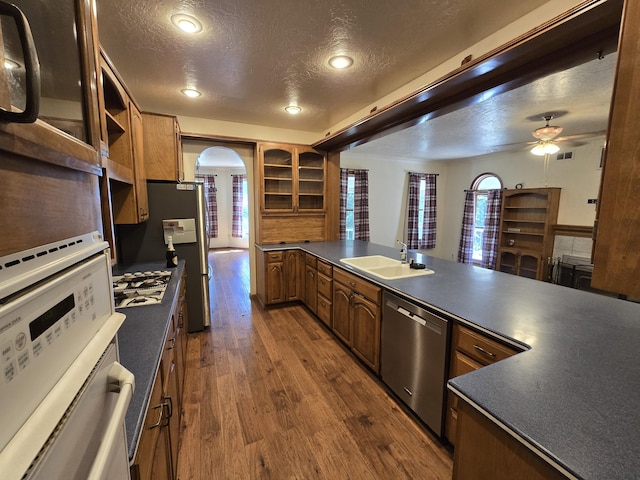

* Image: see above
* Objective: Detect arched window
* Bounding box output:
[470,173,502,262]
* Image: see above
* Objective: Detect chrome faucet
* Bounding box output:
[397,240,408,263]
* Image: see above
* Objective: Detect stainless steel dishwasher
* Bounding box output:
[381,291,449,436]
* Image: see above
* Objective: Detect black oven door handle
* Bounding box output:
[0,1,40,123]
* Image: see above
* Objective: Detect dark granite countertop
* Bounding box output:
[113,260,185,461]
[257,240,640,480]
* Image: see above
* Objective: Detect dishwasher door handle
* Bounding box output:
[396,306,427,326]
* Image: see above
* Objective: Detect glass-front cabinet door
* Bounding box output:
[260,143,326,213]
[297,148,325,211]
[262,145,294,211]
[0,0,97,145]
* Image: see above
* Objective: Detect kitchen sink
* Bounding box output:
[340,255,401,269]
[340,255,434,280]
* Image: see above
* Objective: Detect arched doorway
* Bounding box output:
[195,146,249,249]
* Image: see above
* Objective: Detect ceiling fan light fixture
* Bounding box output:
[531,141,560,156]
[532,115,563,141]
[171,14,203,34]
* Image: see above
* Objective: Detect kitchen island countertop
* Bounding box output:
[258,240,640,480]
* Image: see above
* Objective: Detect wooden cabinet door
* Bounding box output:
[304,264,318,314]
[163,350,180,479]
[132,372,171,480]
[332,282,352,345]
[129,102,148,222]
[265,261,285,304]
[284,250,300,301]
[142,113,182,181]
[351,293,381,372]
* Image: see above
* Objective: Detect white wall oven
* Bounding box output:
[0,232,133,480]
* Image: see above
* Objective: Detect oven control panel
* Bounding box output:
[0,253,113,452]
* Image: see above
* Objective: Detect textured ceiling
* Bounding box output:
[96,0,550,133]
[348,52,616,160]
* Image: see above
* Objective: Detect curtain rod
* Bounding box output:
[342,168,369,173]
[408,172,439,176]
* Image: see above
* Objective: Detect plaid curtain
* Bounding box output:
[353,169,370,241]
[232,174,245,238]
[481,189,503,269]
[195,174,218,238]
[339,168,349,240]
[457,190,475,263]
[421,174,437,249]
[407,173,437,249]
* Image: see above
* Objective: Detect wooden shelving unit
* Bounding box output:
[496,187,561,281]
[256,143,327,244]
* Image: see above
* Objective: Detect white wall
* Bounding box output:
[342,137,605,262]
[193,167,249,249]
[340,153,450,258]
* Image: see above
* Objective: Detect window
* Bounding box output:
[340,168,370,241]
[417,178,427,242]
[345,173,355,240]
[242,177,249,238]
[407,172,437,249]
[471,174,502,262]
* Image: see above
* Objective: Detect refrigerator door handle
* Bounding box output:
[196,183,209,275]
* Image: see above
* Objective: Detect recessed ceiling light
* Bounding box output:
[4,59,19,69]
[171,14,203,33]
[182,88,201,98]
[285,105,301,115]
[328,55,353,69]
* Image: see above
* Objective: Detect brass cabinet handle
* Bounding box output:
[167,337,176,350]
[473,344,496,358]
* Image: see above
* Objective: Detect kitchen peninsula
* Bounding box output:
[257,240,640,480]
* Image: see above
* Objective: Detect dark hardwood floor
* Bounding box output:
[177,248,453,479]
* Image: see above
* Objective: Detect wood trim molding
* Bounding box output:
[553,224,594,238]
[313,0,622,152]
[0,120,101,175]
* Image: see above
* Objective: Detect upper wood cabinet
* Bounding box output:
[256,142,328,244]
[0,0,105,257]
[496,188,560,281]
[142,112,184,181]
[97,49,148,225]
[259,142,326,213]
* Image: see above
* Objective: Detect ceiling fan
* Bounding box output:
[526,114,608,156]
[530,115,563,156]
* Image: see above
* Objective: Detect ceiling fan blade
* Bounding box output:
[554,130,607,142]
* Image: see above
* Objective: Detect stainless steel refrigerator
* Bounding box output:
[116,181,211,332]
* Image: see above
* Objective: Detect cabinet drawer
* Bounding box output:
[456,325,519,366]
[317,296,332,326]
[305,253,317,268]
[317,272,332,298]
[334,268,381,304]
[266,250,284,262]
[317,260,332,277]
